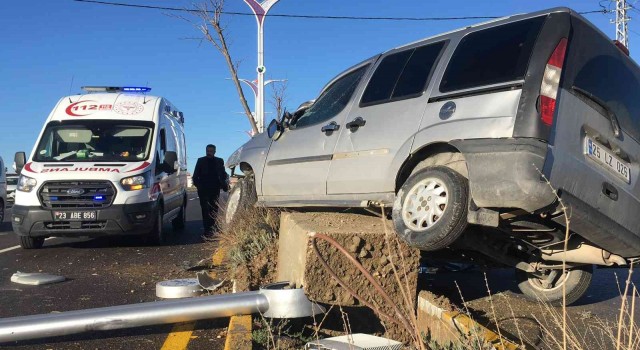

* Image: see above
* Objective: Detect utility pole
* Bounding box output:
[242,0,281,133]
[615,0,630,48]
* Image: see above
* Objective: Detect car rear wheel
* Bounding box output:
[0,200,4,223]
[392,166,468,251]
[516,264,593,306]
[224,175,257,226]
[19,236,45,249]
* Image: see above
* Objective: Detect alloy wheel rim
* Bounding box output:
[402,177,449,231]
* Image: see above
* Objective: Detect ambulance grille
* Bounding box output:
[39,181,116,209]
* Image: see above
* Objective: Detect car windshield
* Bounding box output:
[34,120,154,162]
[7,177,18,186]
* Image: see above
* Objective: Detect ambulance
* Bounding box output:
[12,86,188,249]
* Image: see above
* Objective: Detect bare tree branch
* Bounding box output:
[269,80,288,121]
[177,0,258,135]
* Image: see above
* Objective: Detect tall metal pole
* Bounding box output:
[0,282,323,343]
[616,0,630,48]
[243,0,280,133]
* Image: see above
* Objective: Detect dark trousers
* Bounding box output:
[198,189,220,233]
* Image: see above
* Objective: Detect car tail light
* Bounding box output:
[540,38,568,126]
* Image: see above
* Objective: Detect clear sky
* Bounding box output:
[1,0,638,174]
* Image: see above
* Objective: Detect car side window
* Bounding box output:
[361,41,445,106]
[294,65,368,128]
[439,16,545,93]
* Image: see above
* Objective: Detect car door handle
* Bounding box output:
[321,121,340,133]
[345,117,366,131]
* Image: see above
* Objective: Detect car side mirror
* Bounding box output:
[14,152,26,174]
[163,151,178,174]
[267,119,284,141]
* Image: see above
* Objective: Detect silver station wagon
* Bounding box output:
[226,7,640,305]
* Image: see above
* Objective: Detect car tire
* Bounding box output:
[0,200,4,223]
[147,208,165,245]
[172,200,186,230]
[392,166,468,251]
[19,236,45,249]
[224,175,257,226]
[515,264,593,306]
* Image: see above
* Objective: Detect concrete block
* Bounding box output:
[276,211,420,342]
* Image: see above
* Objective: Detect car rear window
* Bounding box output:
[564,17,640,142]
[440,16,546,93]
[361,41,445,106]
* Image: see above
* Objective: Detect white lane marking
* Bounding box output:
[0,238,55,254]
[189,197,199,201]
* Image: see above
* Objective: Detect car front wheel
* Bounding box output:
[19,236,45,249]
[392,166,468,251]
[172,201,186,230]
[147,208,165,245]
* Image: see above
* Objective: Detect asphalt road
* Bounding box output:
[0,192,229,350]
[1,194,638,349]
[426,264,640,349]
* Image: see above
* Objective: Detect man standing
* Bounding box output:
[193,144,229,234]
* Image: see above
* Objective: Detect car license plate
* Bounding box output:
[585,137,631,183]
[53,211,97,221]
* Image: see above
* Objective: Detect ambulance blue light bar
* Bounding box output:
[81,86,152,93]
[122,87,152,93]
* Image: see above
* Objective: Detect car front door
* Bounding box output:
[261,63,370,198]
[327,41,447,195]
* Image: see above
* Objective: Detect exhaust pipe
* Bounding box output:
[0,282,323,343]
[540,240,627,266]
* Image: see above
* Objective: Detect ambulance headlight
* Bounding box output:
[17,175,37,192]
[121,171,152,191]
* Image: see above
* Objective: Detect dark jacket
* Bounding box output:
[193,156,228,192]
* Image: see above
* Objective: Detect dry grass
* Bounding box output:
[210,182,639,350]
[215,202,281,291]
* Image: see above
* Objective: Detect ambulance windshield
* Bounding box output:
[34,120,154,162]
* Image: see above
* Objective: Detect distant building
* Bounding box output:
[186,172,193,188]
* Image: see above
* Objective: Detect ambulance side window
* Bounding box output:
[156,128,167,175]
[181,133,187,170]
[159,129,167,152]
[164,116,177,155]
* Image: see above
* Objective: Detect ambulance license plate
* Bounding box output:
[53,211,97,221]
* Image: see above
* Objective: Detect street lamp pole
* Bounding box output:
[243,0,280,133]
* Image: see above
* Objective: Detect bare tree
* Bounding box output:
[181,0,259,135]
[269,80,288,121]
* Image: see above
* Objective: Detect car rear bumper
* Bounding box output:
[11,202,158,238]
[451,138,556,212]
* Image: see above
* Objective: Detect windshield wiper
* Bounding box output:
[571,86,621,138]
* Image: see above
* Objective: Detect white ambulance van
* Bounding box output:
[12,86,188,249]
